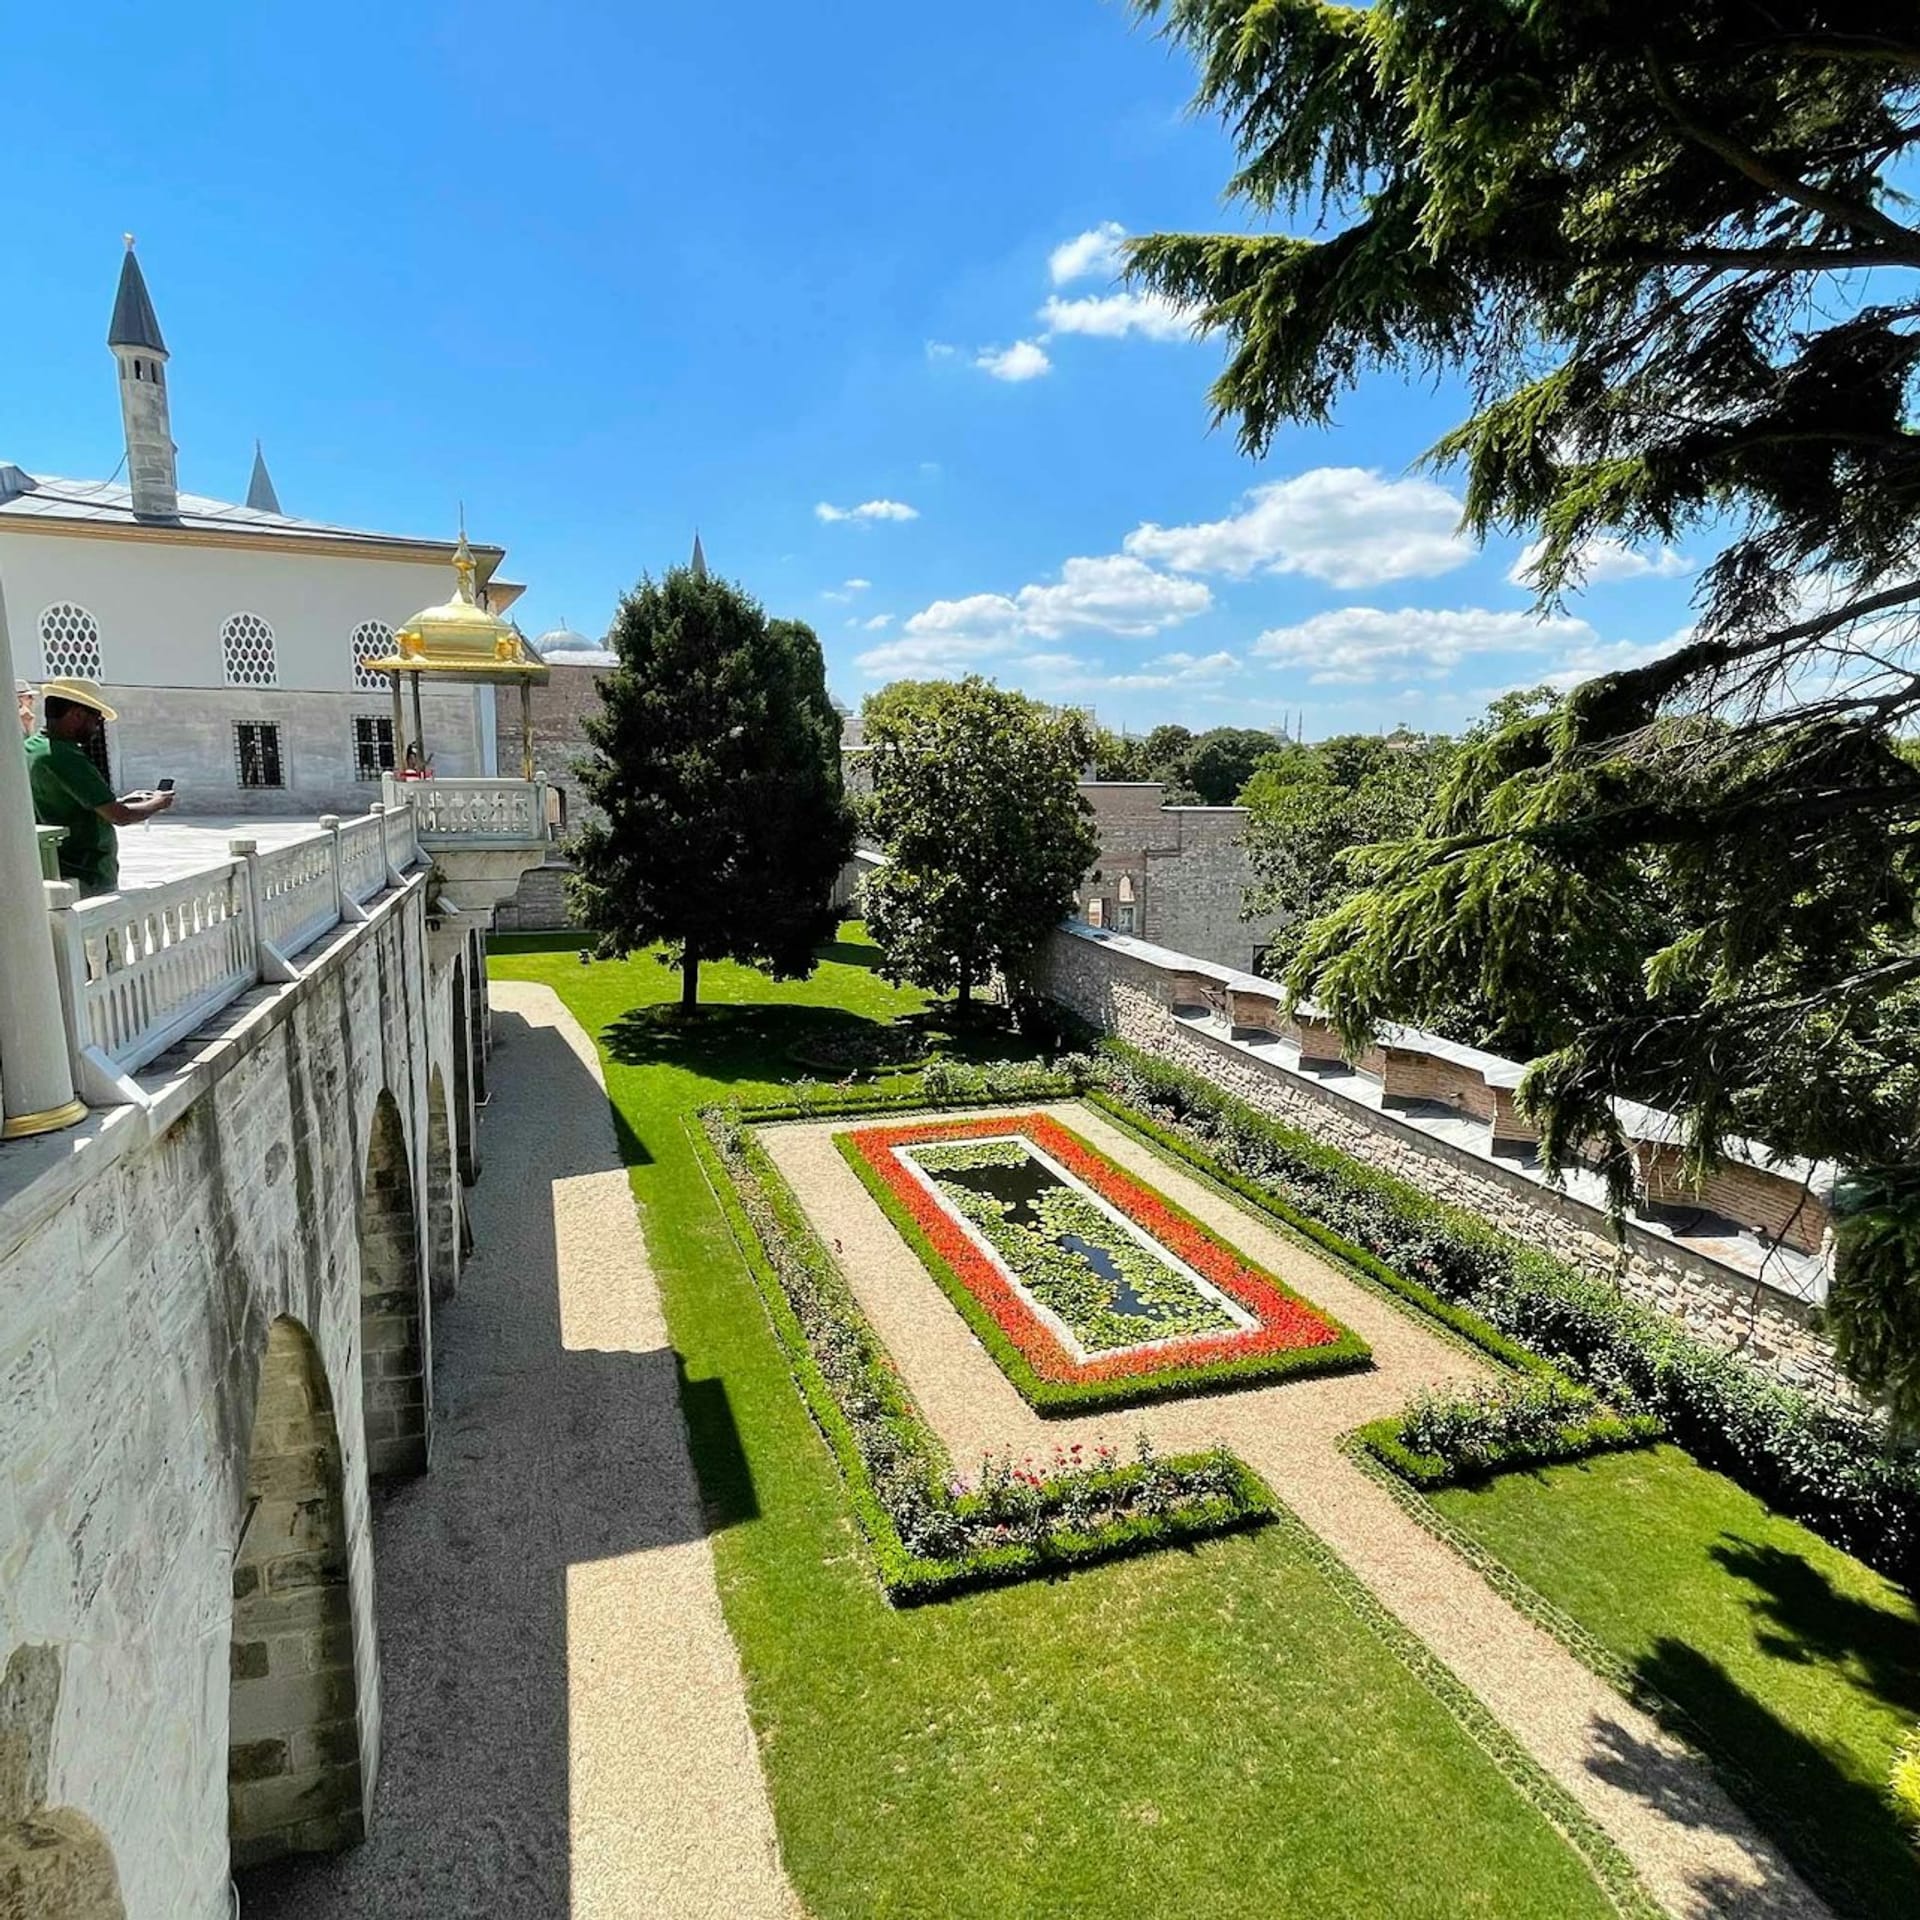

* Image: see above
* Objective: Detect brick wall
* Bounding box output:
[1038,926,1851,1407]
[495,663,610,827]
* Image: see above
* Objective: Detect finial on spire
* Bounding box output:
[452,528,477,604]
[124,232,136,252]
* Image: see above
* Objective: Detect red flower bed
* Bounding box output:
[844,1113,1346,1386]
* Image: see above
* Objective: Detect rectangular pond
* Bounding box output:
[901,1135,1258,1359]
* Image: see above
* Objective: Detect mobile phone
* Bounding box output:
[157,777,175,792]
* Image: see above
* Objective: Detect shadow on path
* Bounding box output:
[243,1007,753,1919]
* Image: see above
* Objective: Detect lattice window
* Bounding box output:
[353,715,395,781]
[222,611,277,687]
[38,602,103,680]
[235,721,284,788]
[351,620,395,692]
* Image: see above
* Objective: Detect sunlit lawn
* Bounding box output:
[490,927,1630,1919]
[1432,1445,1920,1920]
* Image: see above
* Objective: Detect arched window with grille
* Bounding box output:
[222,612,277,687]
[350,620,395,692]
[38,602,103,680]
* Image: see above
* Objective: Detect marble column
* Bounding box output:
[0,568,85,1137]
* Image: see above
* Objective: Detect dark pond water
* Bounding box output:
[930,1154,1188,1326]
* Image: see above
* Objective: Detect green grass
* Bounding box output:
[1429,1445,1920,1919]
[490,928,1637,1919]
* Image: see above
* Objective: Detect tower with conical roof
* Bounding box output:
[246,441,282,515]
[107,236,178,520]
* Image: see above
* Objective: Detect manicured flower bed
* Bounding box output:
[694,1103,1275,1602]
[840,1112,1369,1412]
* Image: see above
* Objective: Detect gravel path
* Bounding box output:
[246,982,795,1920]
[763,1102,1829,1920]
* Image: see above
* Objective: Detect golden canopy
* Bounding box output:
[368,533,549,685]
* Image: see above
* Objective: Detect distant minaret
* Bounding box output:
[107,236,178,520]
[690,530,708,581]
[245,440,282,515]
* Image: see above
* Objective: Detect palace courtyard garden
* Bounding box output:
[481,926,1920,1920]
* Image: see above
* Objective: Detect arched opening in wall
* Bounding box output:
[450,956,477,1187]
[426,1066,461,1304]
[229,1318,366,1873]
[361,1090,430,1478]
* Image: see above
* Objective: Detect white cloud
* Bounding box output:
[1508,537,1694,587]
[1125,468,1473,589]
[873,554,1213,678]
[1049,221,1127,286]
[856,632,1015,677]
[860,613,894,631]
[816,498,919,524]
[1253,606,1601,684]
[975,339,1053,382]
[844,577,872,592]
[924,340,958,361]
[1038,290,1197,343]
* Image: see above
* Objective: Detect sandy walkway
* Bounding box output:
[763,1102,1828,1920]
[249,982,795,1920]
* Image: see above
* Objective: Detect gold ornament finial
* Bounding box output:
[452,529,477,604]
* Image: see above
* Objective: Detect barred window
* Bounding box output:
[38,602,103,680]
[222,612,277,687]
[351,620,395,692]
[353,715,395,781]
[235,721,284,789]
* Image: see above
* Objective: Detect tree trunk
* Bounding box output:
[681,949,701,1012]
[956,953,974,1021]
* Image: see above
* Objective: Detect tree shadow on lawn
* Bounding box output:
[1583,1635,1920,1919]
[602,1001,896,1084]
[1707,1535,1920,1714]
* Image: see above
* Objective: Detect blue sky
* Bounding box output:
[0,0,1699,737]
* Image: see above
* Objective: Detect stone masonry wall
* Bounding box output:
[0,877,461,1918]
[1038,927,1850,1407]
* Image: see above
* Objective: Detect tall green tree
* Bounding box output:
[1132,1,1920,1417]
[861,677,1100,1014]
[571,567,854,1011]
[1181,726,1285,805]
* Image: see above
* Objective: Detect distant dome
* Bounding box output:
[533,625,594,657]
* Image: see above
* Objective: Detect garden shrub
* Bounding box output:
[1090,1040,1920,1587]
[1358,1376,1662,1489]
[694,1101,1273,1602]
[1894,1728,1920,1843]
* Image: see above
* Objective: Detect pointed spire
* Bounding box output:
[107,235,166,352]
[245,440,282,515]
[690,530,708,581]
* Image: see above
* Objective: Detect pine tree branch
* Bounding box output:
[1645,56,1920,264]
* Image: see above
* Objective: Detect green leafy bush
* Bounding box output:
[1360,1376,1662,1489]
[694,1103,1273,1602]
[1893,1728,1920,1842]
[1091,1040,1920,1587]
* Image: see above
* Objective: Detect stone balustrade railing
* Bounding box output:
[384,774,548,848]
[44,803,425,1107]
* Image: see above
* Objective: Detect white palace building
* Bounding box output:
[1,242,526,814]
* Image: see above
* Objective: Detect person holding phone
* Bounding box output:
[25,677,175,895]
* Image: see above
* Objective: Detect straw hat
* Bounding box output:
[38,676,117,721]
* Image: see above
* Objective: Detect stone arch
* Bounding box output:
[229,1319,366,1871]
[426,1066,460,1305]
[360,1090,430,1477]
[467,927,489,1103]
[450,956,477,1187]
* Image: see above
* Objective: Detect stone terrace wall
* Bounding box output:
[0,879,466,1916]
[1038,925,1850,1407]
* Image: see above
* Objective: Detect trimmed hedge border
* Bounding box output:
[1088,1043,1920,1588]
[690,1099,1275,1604]
[835,1120,1372,1414]
[1355,1410,1664,1490]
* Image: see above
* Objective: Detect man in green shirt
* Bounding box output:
[25,677,174,894]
